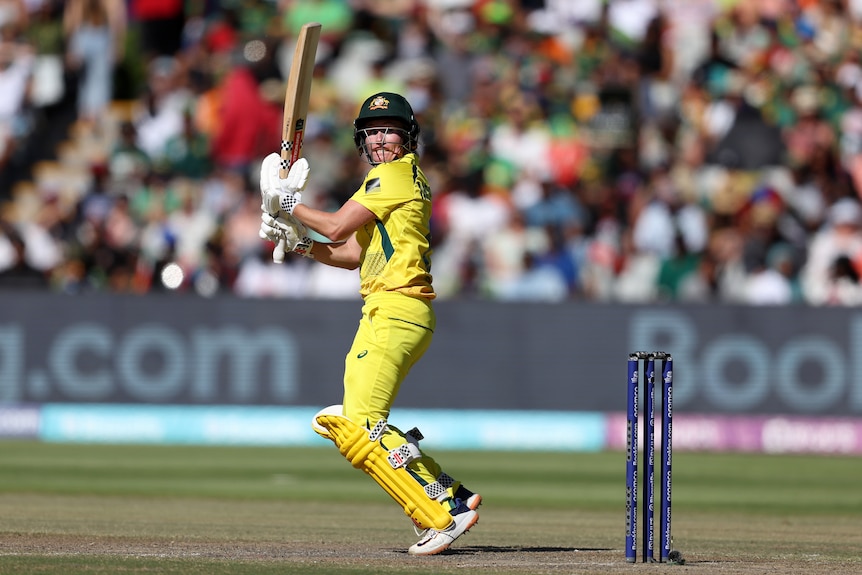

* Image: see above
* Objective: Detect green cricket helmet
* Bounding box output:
[353,92,420,162]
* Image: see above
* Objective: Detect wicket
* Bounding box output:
[626,351,673,563]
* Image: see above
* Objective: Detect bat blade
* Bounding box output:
[273,22,321,263]
[280,22,322,179]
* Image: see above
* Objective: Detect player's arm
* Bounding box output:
[259,153,376,267]
[260,199,373,268]
[259,209,365,269]
[260,151,375,241]
[308,233,363,270]
[294,200,373,269]
[293,199,374,243]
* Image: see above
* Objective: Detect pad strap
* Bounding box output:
[424,472,455,501]
[388,442,421,469]
[368,419,387,442]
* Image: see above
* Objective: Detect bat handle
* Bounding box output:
[273,238,286,264]
[279,150,291,180]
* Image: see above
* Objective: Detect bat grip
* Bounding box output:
[273,238,286,263]
[279,151,291,180]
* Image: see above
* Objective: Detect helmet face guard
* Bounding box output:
[353,93,420,164]
[354,126,414,165]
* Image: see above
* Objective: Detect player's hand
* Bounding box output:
[259,212,314,261]
[260,152,309,216]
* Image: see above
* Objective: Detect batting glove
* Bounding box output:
[260,152,310,216]
[259,212,315,261]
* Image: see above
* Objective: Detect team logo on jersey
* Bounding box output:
[365,178,381,193]
[368,96,390,110]
[365,178,380,194]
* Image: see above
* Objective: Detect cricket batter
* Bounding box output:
[258,92,481,555]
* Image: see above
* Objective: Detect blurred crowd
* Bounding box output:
[4,0,862,304]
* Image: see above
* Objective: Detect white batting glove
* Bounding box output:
[259,212,315,261]
[260,152,310,216]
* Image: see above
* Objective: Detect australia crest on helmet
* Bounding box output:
[368,95,390,111]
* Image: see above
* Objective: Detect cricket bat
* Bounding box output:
[273,22,321,263]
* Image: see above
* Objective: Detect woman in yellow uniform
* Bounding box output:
[259,92,480,555]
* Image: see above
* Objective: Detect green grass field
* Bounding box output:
[0,441,860,574]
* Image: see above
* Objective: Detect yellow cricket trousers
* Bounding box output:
[342,291,451,501]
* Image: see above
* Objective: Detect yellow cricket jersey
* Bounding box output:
[350,153,435,300]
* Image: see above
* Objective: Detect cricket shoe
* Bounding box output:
[408,502,479,556]
[455,485,482,510]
